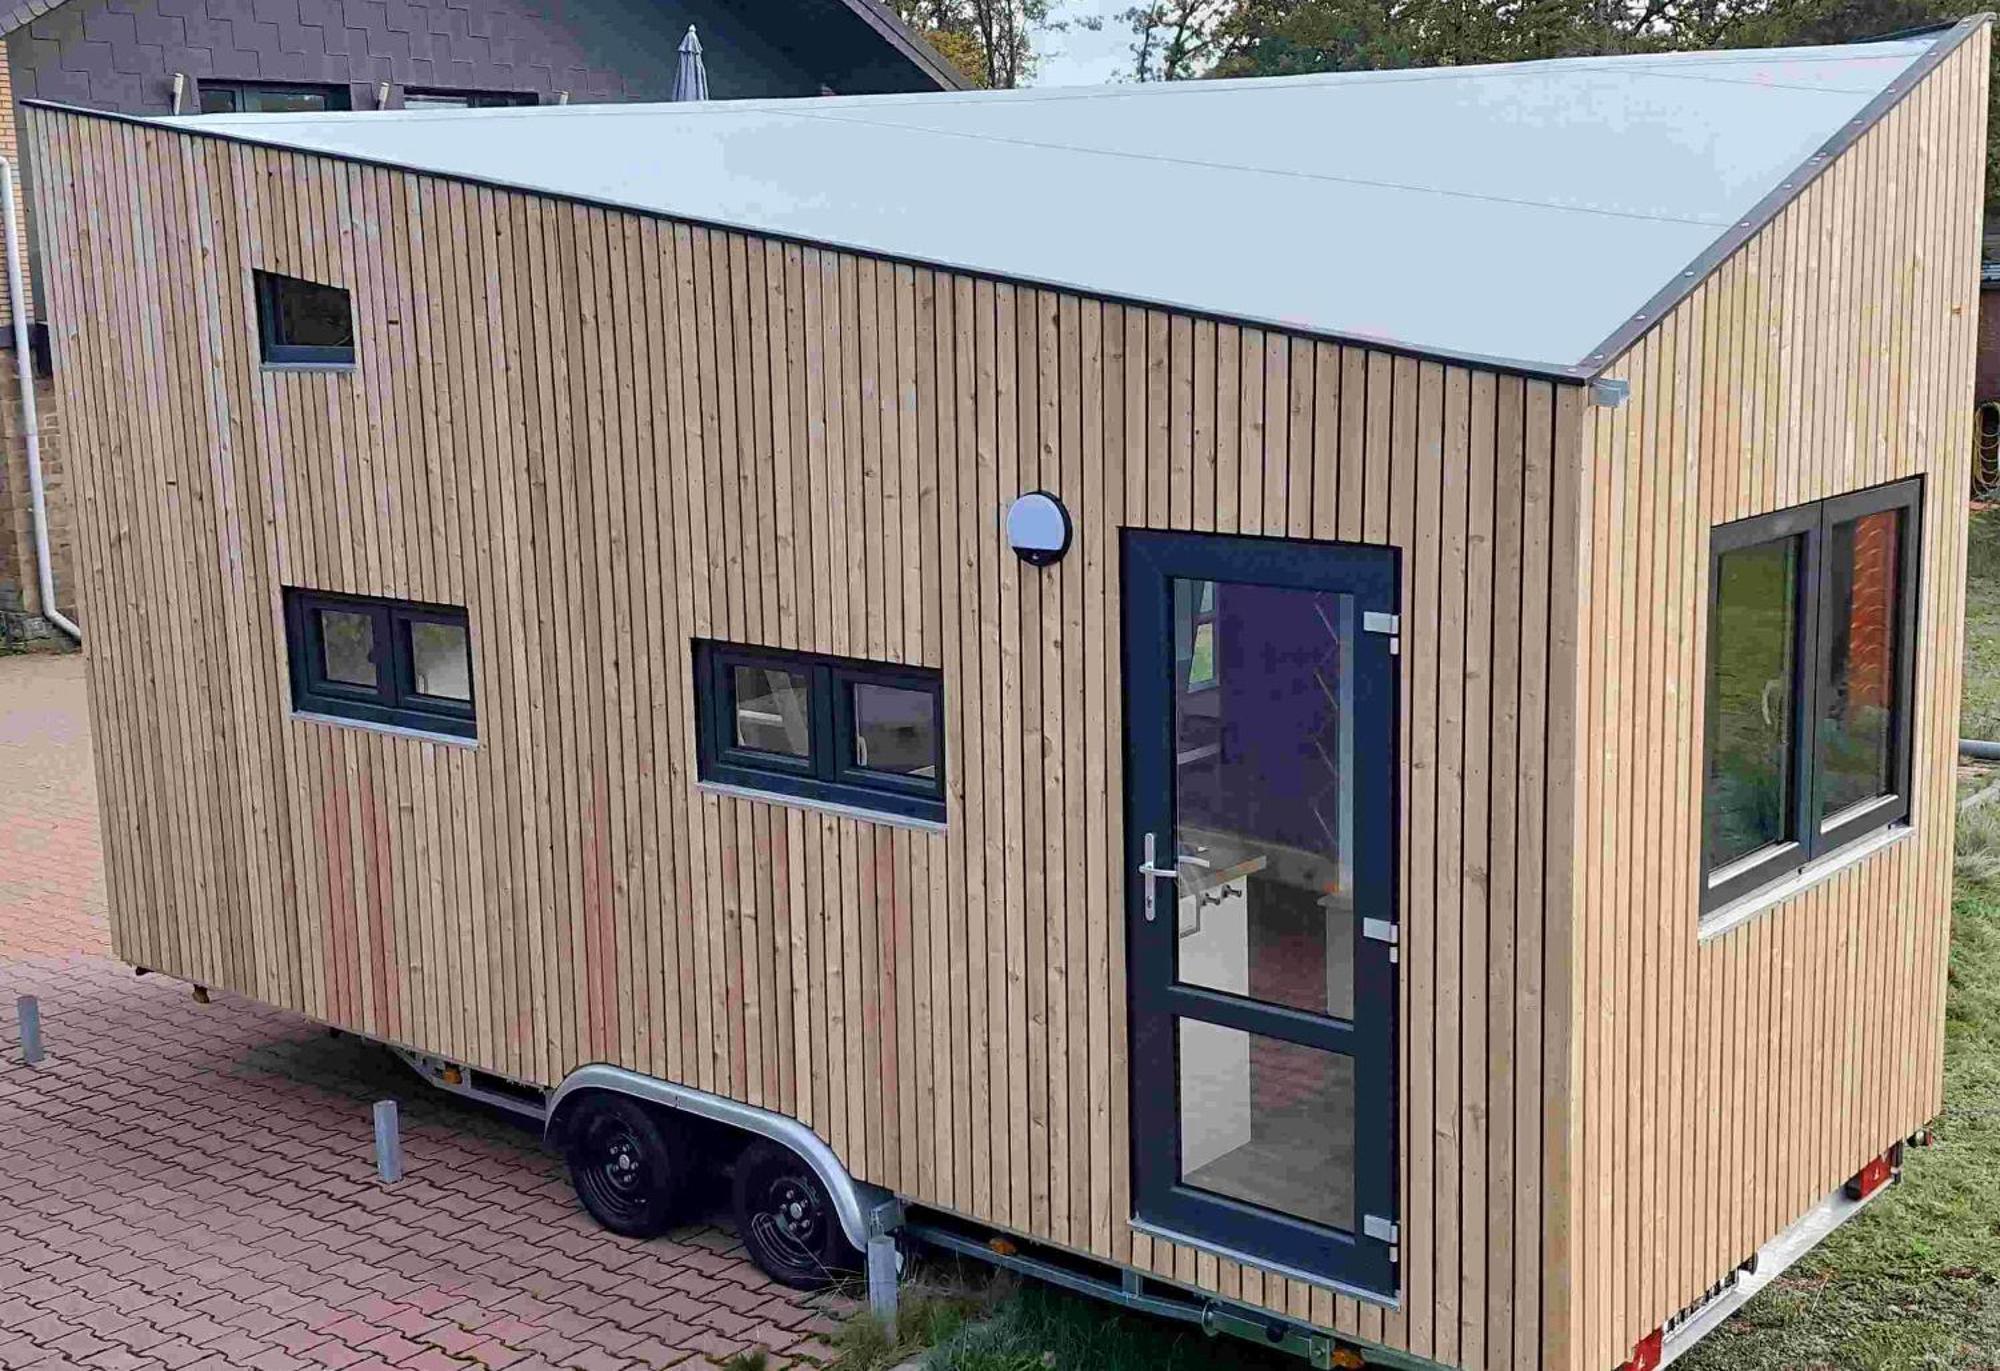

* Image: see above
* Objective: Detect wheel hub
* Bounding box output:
[767,1178,823,1253]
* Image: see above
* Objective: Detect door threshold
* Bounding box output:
[1128,1218,1402,1312]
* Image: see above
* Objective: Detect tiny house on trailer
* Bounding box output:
[25,15,1987,1369]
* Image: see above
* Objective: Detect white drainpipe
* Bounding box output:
[0,156,79,641]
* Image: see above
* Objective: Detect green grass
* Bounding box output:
[1961,505,2000,742]
[831,1278,1299,1371]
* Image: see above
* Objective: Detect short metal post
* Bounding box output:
[17,995,42,1065]
[866,1235,898,1325]
[373,1100,402,1183]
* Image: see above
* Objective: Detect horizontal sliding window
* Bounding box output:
[401,88,538,109]
[284,588,474,739]
[200,80,351,114]
[695,641,944,823]
[1702,478,1919,915]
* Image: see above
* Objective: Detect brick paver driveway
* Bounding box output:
[0,651,842,1370]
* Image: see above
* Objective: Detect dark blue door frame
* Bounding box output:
[1121,528,1401,1304]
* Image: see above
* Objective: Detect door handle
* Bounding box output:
[1139,832,1178,922]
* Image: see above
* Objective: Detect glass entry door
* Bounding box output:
[1122,529,1399,1302]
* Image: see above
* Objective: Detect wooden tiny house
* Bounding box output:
[26,16,1987,1369]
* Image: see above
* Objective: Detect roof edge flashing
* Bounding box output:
[835,0,973,91]
[1575,11,1993,379]
[16,97,1604,382]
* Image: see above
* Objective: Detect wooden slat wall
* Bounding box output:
[29,106,1586,1362]
[1565,31,1988,1371]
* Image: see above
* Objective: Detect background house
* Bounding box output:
[0,0,963,639]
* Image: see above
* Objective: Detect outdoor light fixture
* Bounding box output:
[1006,491,1071,567]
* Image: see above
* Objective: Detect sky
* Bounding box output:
[1033,0,1137,87]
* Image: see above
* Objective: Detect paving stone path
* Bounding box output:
[1,651,845,1370]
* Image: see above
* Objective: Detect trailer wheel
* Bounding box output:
[561,1092,691,1239]
[732,1139,859,1290]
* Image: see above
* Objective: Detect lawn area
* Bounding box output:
[836,509,2000,1371]
[1960,505,2000,742]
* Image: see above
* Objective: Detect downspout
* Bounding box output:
[0,156,78,641]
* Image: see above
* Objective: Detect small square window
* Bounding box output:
[731,665,812,758]
[255,270,355,366]
[695,642,944,823]
[317,608,378,689]
[285,588,473,739]
[408,620,472,702]
[848,681,938,778]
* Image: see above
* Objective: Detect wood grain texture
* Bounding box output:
[1563,31,1987,1371]
[26,28,1981,1363]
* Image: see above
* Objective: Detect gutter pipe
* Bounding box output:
[0,156,78,642]
[1962,738,2000,762]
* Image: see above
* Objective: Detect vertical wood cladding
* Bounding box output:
[1565,30,1987,1371]
[30,31,1984,1364]
[29,103,1579,1362]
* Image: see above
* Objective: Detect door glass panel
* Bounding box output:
[1172,579,1355,1021]
[1817,509,1901,822]
[318,609,376,688]
[733,666,811,757]
[1705,537,1801,868]
[1178,1019,1355,1232]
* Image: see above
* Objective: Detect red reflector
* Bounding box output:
[1615,1328,1664,1371]
[1845,1152,1894,1201]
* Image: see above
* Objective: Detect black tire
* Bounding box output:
[561,1092,692,1239]
[731,1139,860,1290]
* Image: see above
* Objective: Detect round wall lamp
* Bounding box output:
[1007,491,1071,567]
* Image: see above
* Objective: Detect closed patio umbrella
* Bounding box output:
[674,26,709,102]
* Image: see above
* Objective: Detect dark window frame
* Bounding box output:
[254,270,356,367]
[1701,477,1921,914]
[400,88,539,109]
[284,587,475,740]
[198,80,352,114]
[694,640,945,823]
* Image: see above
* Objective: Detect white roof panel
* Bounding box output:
[165,33,1943,374]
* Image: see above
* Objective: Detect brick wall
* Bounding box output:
[0,35,17,330]
[1979,286,2000,407]
[0,360,71,638]
[1845,508,1896,710]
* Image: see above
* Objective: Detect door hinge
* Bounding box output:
[1362,917,1400,964]
[1361,611,1400,655]
[1364,1214,1400,1264]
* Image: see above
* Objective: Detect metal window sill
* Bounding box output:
[260,361,358,374]
[1699,822,1910,943]
[290,709,478,749]
[695,780,946,833]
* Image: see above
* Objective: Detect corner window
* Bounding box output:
[284,588,474,739]
[199,81,351,114]
[1702,478,1919,913]
[695,641,944,823]
[255,270,354,366]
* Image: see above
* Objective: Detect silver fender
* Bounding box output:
[545,1063,897,1252]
